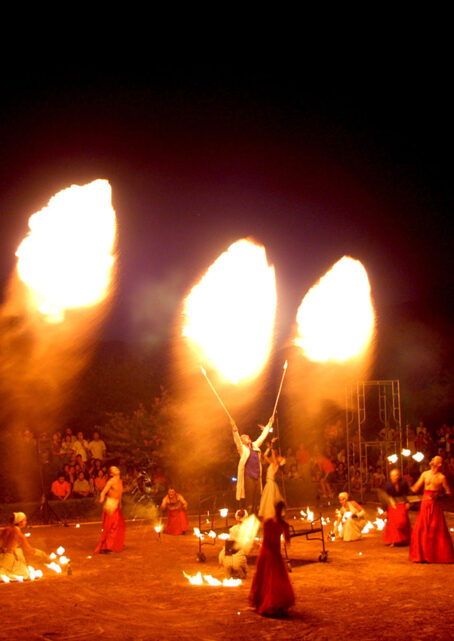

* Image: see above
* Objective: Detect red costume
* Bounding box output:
[409,490,454,563]
[383,503,411,545]
[249,518,295,616]
[95,503,126,553]
[164,499,189,535]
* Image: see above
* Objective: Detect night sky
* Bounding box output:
[1,63,452,354]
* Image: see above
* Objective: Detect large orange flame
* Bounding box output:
[16,179,116,322]
[295,256,375,362]
[182,239,276,383]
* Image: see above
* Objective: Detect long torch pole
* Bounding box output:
[200,367,236,424]
[271,360,288,421]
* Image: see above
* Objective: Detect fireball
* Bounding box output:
[295,256,375,362]
[183,239,276,383]
[16,179,116,322]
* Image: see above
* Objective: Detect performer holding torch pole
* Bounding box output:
[201,362,288,514]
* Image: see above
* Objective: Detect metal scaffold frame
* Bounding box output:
[345,380,402,502]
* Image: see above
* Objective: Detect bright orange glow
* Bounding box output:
[183,239,276,383]
[16,179,116,322]
[295,256,375,362]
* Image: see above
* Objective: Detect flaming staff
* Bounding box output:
[200,366,236,425]
[271,360,288,421]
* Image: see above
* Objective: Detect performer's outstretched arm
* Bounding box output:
[231,419,243,455]
[254,416,274,448]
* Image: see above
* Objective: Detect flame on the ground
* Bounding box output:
[295,256,375,362]
[46,562,62,574]
[300,506,315,522]
[183,571,242,587]
[56,546,65,556]
[16,179,117,322]
[183,239,276,383]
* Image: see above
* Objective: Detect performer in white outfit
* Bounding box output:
[259,444,285,521]
[334,492,366,541]
[231,416,274,513]
[0,512,49,580]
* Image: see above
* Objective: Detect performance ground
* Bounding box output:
[1,507,453,641]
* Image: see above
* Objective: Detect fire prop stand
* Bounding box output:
[283,512,328,569]
[196,494,231,562]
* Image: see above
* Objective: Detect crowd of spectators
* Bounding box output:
[279,419,454,500]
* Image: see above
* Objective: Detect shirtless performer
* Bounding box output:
[409,455,454,563]
[95,466,126,553]
[0,512,49,580]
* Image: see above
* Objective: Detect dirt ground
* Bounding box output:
[2,507,454,641]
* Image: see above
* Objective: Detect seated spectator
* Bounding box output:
[60,435,74,464]
[285,448,297,470]
[72,472,91,498]
[75,454,86,473]
[372,466,386,489]
[64,427,76,443]
[51,474,71,501]
[88,430,106,461]
[286,463,301,480]
[93,470,107,496]
[68,465,76,485]
[73,432,89,462]
[51,433,62,462]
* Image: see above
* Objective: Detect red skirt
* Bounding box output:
[249,546,295,615]
[95,507,126,553]
[383,503,411,545]
[164,508,189,535]
[410,493,454,563]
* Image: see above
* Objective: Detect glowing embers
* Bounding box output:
[295,256,375,362]
[16,179,117,322]
[183,239,276,383]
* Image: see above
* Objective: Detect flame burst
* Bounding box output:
[295,257,375,362]
[183,239,276,383]
[16,179,116,322]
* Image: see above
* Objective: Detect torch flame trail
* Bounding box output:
[183,239,276,383]
[295,256,375,362]
[15,179,116,322]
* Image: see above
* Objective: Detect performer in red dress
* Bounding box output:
[249,501,295,617]
[160,487,189,535]
[409,456,454,563]
[95,466,126,553]
[383,468,411,546]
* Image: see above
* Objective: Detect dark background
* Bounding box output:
[0,62,453,427]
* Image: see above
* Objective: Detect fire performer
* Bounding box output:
[231,415,274,513]
[0,512,49,580]
[334,492,366,541]
[382,468,411,546]
[160,487,189,535]
[249,501,295,617]
[409,455,454,563]
[218,508,249,579]
[95,466,126,554]
[259,443,285,521]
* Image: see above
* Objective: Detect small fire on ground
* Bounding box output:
[183,571,241,587]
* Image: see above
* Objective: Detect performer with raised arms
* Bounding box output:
[231,415,274,513]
